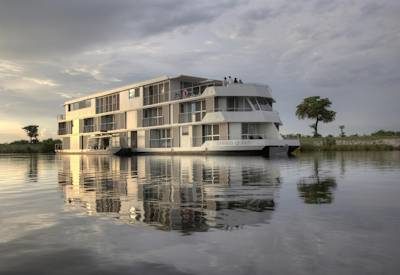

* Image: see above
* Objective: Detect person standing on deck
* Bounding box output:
[228,76,233,85]
[223,77,228,86]
[234,77,238,84]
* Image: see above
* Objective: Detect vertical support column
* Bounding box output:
[219,123,229,140]
[205,97,214,113]
[172,103,179,124]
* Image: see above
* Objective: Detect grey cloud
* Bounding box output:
[0,0,243,59]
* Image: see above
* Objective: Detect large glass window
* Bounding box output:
[242,123,264,139]
[100,115,115,131]
[143,81,169,105]
[249,97,272,111]
[150,128,171,148]
[143,107,163,126]
[58,121,72,135]
[129,87,140,99]
[68,99,91,111]
[83,118,95,133]
[96,93,119,114]
[202,124,219,142]
[179,100,206,123]
[226,97,252,111]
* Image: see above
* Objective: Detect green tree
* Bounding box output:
[296,96,336,137]
[339,125,345,137]
[22,125,39,143]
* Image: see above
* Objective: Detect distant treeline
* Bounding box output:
[0,139,61,153]
[284,129,400,139]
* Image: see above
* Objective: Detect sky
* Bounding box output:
[0,0,399,142]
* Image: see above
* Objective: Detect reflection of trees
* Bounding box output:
[26,155,38,182]
[297,158,337,204]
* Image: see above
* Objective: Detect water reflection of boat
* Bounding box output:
[57,155,281,233]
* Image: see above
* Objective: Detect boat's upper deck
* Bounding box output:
[58,75,276,126]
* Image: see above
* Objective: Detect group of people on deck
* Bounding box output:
[223,76,243,86]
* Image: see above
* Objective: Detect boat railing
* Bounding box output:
[241,134,268,140]
[57,114,66,121]
[142,116,164,127]
[149,138,172,148]
[99,122,116,131]
[143,81,222,106]
[179,111,206,123]
[83,125,96,133]
[214,107,253,112]
[172,81,222,101]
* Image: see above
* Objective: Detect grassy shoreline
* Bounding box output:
[0,139,60,154]
[299,136,400,152]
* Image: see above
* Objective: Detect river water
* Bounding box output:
[0,152,399,274]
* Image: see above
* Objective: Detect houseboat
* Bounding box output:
[56,74,299,155]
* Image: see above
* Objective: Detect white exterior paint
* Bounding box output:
[57,74,299,155]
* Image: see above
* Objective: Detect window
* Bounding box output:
[150,128,171,148]
[257,97,272,111]
[143,81,169,105]
[100,115,115,131]
[143,107,163,126]
[58,121,72,135]
[178,100,206,123]
[129,88,140,99]
[242,123,263,139]
[202,124,219,142]
[226,97,252,111]
[96,93,119,114]
[249,97,272,111]
[249,97,260,110]
[83,118,95,133]
[69,99,91,111]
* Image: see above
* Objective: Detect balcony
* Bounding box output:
[83,125,96,133]
[172,81,221,101]
[149,138,172,148]
[99,123,116,132]
[58,128,70,135]
[142,116,164,127]
[179,112,206,123]
[143,93,169,106]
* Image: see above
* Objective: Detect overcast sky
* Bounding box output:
[0,0,399,142]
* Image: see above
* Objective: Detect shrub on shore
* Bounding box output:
[299,138,397,152]
[0,139,61,154]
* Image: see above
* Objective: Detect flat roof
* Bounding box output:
[64,74,213,105]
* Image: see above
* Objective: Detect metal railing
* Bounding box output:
[142,82,222,106]
[192,137,204,147]
[142,116,164,127]
[179,112,206,123]
[214,107,253,112]
[143,93,169,106]
[149,138,172,148]
[58,129,69,135]
[241,134,267,140]
[179,113,192,123]
[99,122,116,131]
[172,82,221,100]
[83,125,96,133]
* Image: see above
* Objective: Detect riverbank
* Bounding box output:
[299,136,400,152]
[0,139,60,153]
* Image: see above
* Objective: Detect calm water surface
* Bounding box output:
[0,152,399,274]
